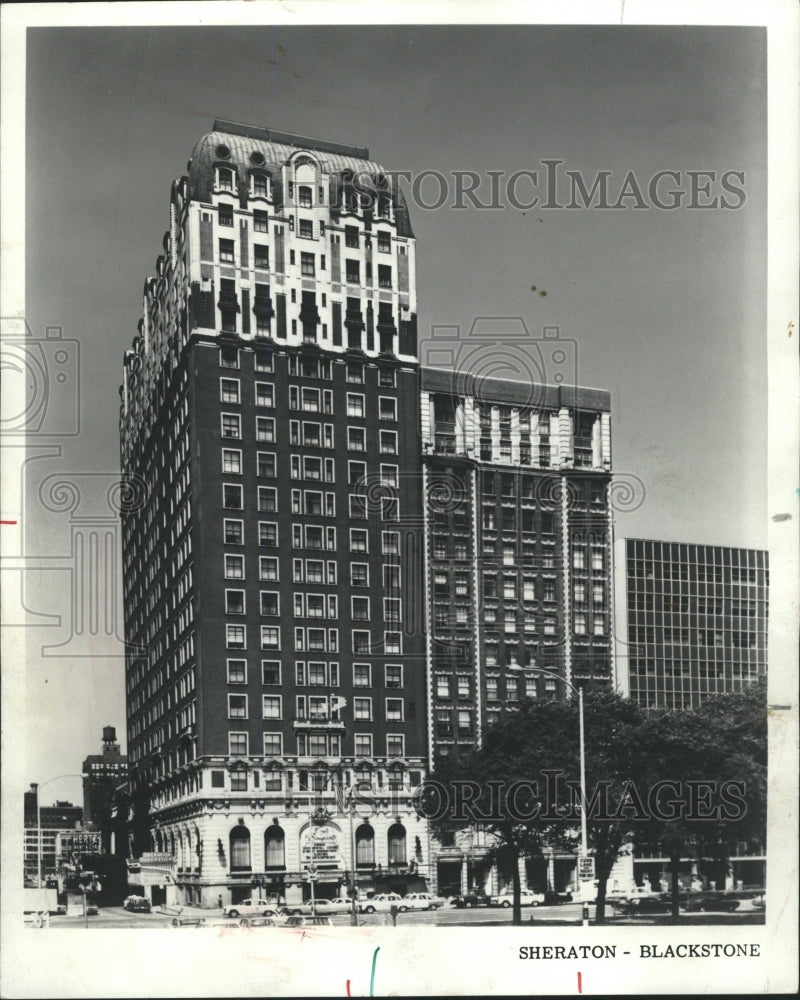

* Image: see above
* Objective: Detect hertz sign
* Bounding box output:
[59,833,101,855]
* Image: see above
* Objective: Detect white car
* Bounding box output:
[286,897,353,916]
[358,892,403,914]
[490,889,546,908]
[223,898,285,919]
[399,892,447,911]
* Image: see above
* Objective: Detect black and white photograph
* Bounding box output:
[1,2,797,996]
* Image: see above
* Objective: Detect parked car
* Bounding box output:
[358,893,403,914]
[240,916,280,928]
[612,895,671,915]
[450,891,491,909]
[400,892,447,911]
[223,898,285,919]
[124,895,152,913]
[286,898,352,916]
[490,889,546,908]
[284,915,333,927]
[697,894,741,913]
[542,890,573,905]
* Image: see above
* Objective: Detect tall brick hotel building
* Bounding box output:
[119,120,616,906]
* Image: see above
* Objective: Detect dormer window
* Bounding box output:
[252,173,268,198]
[217,167,234,191]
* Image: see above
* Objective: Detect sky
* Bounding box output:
[19,22,767,799]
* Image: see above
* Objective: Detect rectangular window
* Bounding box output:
[254,244,269,269]
[382,532,399,555]
[220,378,240,404]
[263,733,282,756]
[354,734,373,756]
[298,218,313,239]
[227,659,247,684]
[353,663,372,687]
[262,660,280,684]
[384,632,402,654]
[258,487,277,512]
[347,394,365,418]
[254,210,269,233]
[255,382,274,407]
[378,397,397,421]
[221,413,241,439]
[228,732,248,756]
[261,626,280,649]
[387,735,404,757]
[219,239,235,263]
[259,522,278,546]
[301,252,315,276]
[226,590,245,614]
[225,554,245,579]
[385,698,404,721]
[256,416,274,442]
[221,449,242,474]
[228,694,248,719]
[378,264,392,288]
[352,631,371,654]
[224,519,244,545]
[350,529,368,553]
[261,592,279,616]
[348,427,366,451]
[223,484,243,509]
[354,697,372,721]
[262,695,282,719]
[379,430,397,454]
[352,596,370,621]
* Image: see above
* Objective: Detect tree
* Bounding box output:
[577,688,650,924]
[423,698,576,925]
[635,679,767,922]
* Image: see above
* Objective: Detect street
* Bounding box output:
[29,901,764,930]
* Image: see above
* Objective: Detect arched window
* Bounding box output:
[355,824,375,868]
[229,826,251,871]
[265,827,285,869]
[388,823,406,866]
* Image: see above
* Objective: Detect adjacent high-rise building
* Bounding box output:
[420,367,615,895]
[421,369,614,767]
[616,538,768,710]
[23,788,83,881]
[119,121,430,907]
[82,726,128,853]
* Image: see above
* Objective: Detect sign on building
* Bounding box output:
[300,825,342,867]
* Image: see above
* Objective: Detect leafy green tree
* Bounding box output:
[635,679,767,922]
[576,689,650,924]
[424,698,576,925]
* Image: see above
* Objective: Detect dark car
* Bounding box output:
[543,890,573,905]
[124,895,152,913]
[451,892,491,909]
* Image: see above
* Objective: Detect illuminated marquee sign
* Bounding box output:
[300,825,342,867]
